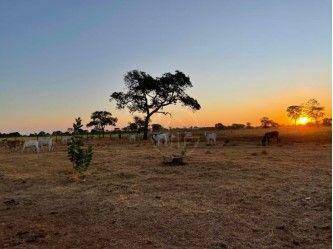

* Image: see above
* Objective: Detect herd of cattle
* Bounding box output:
[0,130,279,153]
[0,136,69,153]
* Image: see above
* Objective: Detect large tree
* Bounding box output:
[86,111,117,137]
[286,105,302,125]
[303,99,325,124]
[110,70,201,139]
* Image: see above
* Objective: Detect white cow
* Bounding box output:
[152,133,169,146]
[22,140,39,153]
[169,133,176,143]
[129,134,136,142]
[38,137,54,151]
[61,136,70,145]
[205,132,217,145]
[184,131,192,139]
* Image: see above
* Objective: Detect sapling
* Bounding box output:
[67,117,93,178]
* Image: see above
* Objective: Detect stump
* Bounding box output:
[163,154,185,166]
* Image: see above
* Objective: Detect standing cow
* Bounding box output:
[152,133,169,146]
[22,140,39,153]
[205,132,217,145]
[38,137,54,151]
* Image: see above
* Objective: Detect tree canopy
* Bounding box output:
[286,105,302,125]
[286,99,325,125]
[110,70,201,139]
[86,111,117,133]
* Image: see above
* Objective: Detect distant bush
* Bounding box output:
[229,123,246,129]
[151,123,164,132]
[0,132,21,138]
[214,123,226,130]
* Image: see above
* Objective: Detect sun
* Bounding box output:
[297,116,310,125]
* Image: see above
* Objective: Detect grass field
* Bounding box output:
[0,127,331,248]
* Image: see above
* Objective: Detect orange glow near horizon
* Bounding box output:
[296,116,310,125]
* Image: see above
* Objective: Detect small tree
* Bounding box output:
[260,117,278,128]
[86,111,117,137]
[68,118,93,177]
[286,105,302,125]
[110,70,201,140]
[246,122,253,129]
[260,117,271,128]
[125,116,145,133]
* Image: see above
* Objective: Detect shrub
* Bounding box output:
[67,136,93,175]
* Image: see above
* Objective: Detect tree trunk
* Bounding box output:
[143,118,149,140]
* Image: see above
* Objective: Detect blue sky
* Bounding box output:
[0,0,331,133]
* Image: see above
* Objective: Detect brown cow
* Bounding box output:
[6,140,22,151]
[261,131,280,146]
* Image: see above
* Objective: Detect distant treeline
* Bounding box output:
[1,118,331,139]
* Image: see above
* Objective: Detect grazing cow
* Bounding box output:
[152,133,169,146]
[38,138,54,151]
[22,140,39,153]
[261,131,280,146]
[205,132,217,145]
[6,140,22,151]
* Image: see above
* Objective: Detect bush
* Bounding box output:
[67,136,93,175]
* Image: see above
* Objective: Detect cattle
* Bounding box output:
[61,136,70,145]
[5,140,22,151]
[129,134,136,142]
[205,132,217,145]
[261,131,280,146]
[184,131,192,139]
[38,137,54,151]
[152,133,169,146]
[169,133,177,143]
[22,140,39,153]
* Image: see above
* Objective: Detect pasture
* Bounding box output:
[0,127,331,248]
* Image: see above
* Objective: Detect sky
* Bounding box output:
[0,0,331,133]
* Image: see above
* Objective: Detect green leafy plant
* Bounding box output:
[68,118,93,176]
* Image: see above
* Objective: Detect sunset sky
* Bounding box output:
[0,0,331,133]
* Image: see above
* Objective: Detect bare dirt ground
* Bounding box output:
[0,130,331,248]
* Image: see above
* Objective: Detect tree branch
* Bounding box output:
[156,111,172,116]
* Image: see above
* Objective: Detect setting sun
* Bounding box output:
[297,116,310,125]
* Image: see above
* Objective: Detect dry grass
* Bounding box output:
[0,127,331,248]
